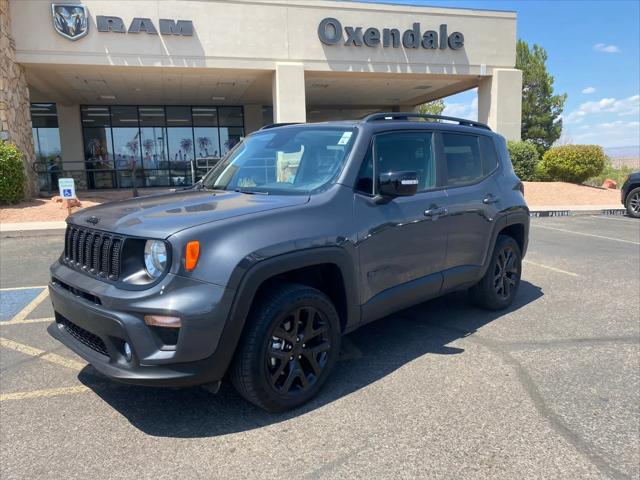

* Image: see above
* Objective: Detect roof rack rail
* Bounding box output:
[259,122,302,130]
[362,113,491,131]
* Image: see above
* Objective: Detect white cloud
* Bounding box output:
[581,86,596,94]
[443,97,478,120]
[593,43,620,53]
[564,94,640,124]
[567,120,640,148]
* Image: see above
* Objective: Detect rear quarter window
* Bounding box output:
[442,133,483,187]
[479,136,499,175]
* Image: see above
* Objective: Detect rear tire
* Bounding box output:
[625,187,640,218]
[470,235,522,310]
[230,283,341,412]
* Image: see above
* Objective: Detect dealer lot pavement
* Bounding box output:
[1,215,638,479]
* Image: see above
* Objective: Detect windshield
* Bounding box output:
[202,126,357,194]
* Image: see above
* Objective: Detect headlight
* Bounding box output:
[144,240,167,279]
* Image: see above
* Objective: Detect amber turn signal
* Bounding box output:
[144,315,181,328]
[185,240,200,271]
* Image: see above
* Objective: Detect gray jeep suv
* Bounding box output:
[48,113,529,412]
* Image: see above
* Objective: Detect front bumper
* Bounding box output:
[48,261,235,387]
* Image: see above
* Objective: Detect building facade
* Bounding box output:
[3,0,522,192]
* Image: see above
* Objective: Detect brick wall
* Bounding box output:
[1,0,36,198]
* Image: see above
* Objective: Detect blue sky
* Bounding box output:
[348,0,640,147]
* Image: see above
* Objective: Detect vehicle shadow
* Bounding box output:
[79,281,543,438]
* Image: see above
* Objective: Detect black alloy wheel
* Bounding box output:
[470,235,522,310]
[267,306,331,395]
[493,244,519,300]
[230,283,341,412]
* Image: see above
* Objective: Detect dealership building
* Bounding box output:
[1,0,521,194]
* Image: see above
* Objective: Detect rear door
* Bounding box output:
[438,132,501,281]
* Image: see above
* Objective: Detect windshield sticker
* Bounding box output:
[337,131,353,145]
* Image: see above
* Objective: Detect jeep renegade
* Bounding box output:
[48,113,529,412]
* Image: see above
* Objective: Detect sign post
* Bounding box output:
[58,178,76,217]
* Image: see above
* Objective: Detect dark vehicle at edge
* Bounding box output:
[47,113,530,412]
[621,171,640,218]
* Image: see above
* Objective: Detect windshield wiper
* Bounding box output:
[234,188,270,195]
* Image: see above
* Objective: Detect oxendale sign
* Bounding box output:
[318,17,464,50]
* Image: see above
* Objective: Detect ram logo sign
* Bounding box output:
[52,4,89,41]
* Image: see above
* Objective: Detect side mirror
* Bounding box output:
[378,171,419,198]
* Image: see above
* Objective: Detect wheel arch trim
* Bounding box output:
[208,247,360,378]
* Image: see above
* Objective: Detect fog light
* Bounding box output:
[123,342,133,362]
[144,315,181,328]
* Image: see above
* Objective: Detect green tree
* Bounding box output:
[417,99,445,116]
[516,40,567,155]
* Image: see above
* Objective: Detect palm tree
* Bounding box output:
[197,136,212,158]
[126,136,140,197]
[142,138,155,158]
[180,138,193,162]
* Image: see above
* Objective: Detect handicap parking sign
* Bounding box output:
[58,178,76,199]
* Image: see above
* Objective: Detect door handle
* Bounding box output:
[483,194,501,204]
[424,207,448,217]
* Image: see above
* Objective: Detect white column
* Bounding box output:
[477,68,522,141]
[272,62,306,123]
[243,104,264,133]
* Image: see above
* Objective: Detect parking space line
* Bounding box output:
[0,385,90,402]
[533,225,640,245]
[0,337,85,371]
[0,285,47,291]
[523,260,579,277]
[1,317,54,326]
[9,288,49,323]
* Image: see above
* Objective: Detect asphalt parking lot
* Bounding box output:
[0,215,638,480]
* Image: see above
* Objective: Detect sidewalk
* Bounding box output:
[0,221,67,236]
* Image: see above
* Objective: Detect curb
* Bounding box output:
[1,228,67,238]
[529,208,627,218]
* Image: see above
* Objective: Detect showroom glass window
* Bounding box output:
[31,103,62,192]
[80,105,244,189]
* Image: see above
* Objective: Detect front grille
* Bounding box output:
[64,225,123,280]
[56,315,109,357]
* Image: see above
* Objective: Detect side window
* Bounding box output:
[479,136,499,175]
[375,131,436,193]
[442,133,483,187]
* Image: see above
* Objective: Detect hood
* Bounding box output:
[69,190,310,238]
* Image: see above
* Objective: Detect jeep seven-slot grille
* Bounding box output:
[64,225,123,280]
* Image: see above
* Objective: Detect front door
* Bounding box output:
[354,130,449,314]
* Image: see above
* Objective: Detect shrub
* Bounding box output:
[536,144,606,183]
[507,140,539,181]
[0,141,27,204]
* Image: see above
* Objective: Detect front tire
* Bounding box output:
[230,283,341,412]
[625,187,640,218]
[470,235,522,310]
